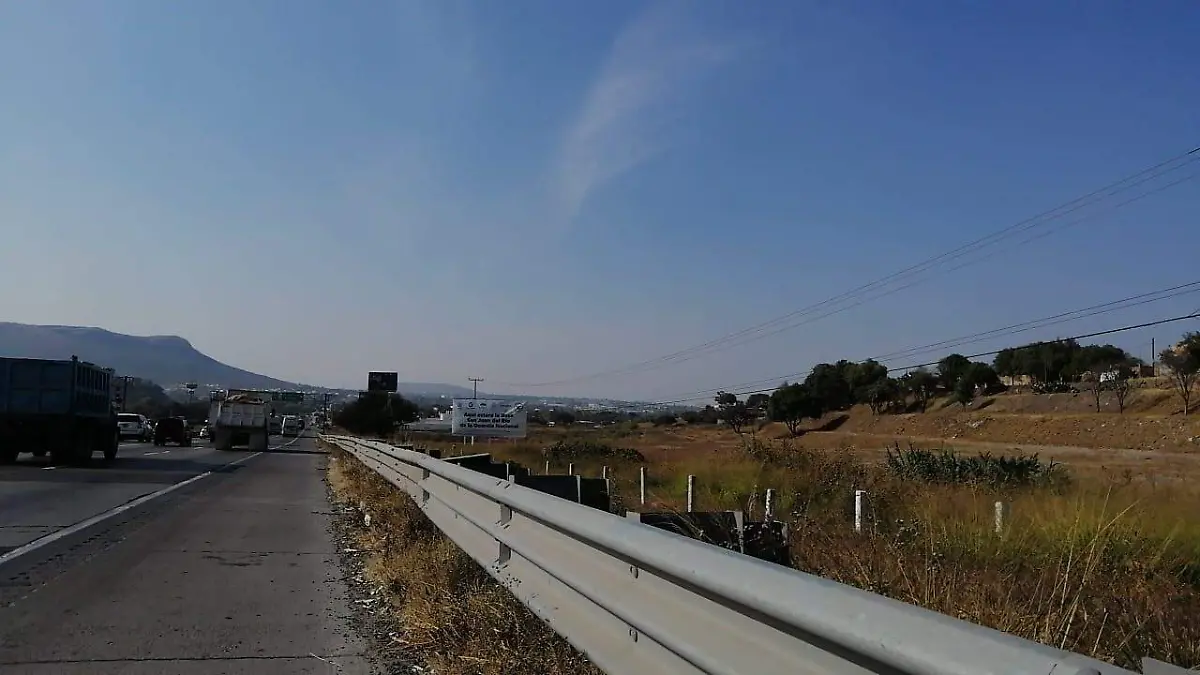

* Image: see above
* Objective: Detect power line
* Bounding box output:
[650,305,1200,406]
[657,281,1200,402]
[501,144,1200,389]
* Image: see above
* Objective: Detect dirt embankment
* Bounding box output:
[804,387,1200,453]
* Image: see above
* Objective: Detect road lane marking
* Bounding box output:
[0,450,264,567]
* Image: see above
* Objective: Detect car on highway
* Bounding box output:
[153,417,193,447]
[280,415,302,437]
[117,413,152,442]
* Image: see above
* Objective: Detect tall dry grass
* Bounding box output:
[326,443,601,675]
[406,428,1200,669]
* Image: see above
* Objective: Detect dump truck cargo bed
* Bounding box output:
[0,356,120,464]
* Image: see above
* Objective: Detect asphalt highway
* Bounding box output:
[0,439,262,557]
[0,433,375,673]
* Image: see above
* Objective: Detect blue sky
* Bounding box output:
[2,1,1198,401]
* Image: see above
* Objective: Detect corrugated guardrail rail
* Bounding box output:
[322,435,1189,675]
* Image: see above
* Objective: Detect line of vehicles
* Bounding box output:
[0,354,324,465]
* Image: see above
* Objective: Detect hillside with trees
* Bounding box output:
[705,331,1200,438]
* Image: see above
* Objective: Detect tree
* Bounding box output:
[864,378,900,415]
[768,383,822,436]
[993,348,1019,379]
[845,360,889,403]
[549,410,577,426]
[332,392,419,438]
[903,369,938,413]
[1110,365,1135,414]
[1069,344,1131,381]
[951,377,975,409]
[804,364,851,412]
[745,393,770,414]
[937,354,972,390]
[652,413,677,427]
[1160,332,1200,415]
[965,362,1002,393]
[714,391,751,435]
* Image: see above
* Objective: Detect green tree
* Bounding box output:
[768,383,822,436]
[714,391,751,435]
[652,413,677,427]
[902,369,938,413]
[745,393,770,412]
[936,354,972,390]
[332,392,419,438]
[1160,332,1200,415]
[549,410,577,426]
[804,363,852,412]
[992,348,1018,378]
[951,377,975,409]
[864,377,901,415]
[966,362,1002,393]
[845,359,889,403]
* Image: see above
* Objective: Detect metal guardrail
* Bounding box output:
[322,435,1188,675]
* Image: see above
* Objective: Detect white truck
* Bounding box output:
[208,389,271,451]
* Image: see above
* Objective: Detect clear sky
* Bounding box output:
[2,1,1198,402]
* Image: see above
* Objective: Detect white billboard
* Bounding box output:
[451,399,528,438]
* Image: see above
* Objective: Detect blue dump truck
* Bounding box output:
[0,355,120,465]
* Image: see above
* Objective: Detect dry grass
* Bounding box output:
[324,441,601,675]
[400,425,1200,669]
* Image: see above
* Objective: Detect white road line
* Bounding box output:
[0,450,264,567]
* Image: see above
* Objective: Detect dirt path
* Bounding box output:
[798,430,1200,476]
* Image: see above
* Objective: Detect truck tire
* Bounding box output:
[249,432,268,452]
[103,430,118,460]
[50,446,73,465]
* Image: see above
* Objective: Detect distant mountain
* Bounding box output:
[0,322,475,397]
[0,322,297,389]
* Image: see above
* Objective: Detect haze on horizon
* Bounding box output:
[2,1,1198,403]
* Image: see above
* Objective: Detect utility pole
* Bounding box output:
[118,376,132,412]
[468,377,484,399]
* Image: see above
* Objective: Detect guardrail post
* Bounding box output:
[602,465,609,479]
[544,459,550,475]
[686,475,696,513]
[639,466,646,506]
[994,501,1010,534]
[854,489,866,533]
[765,488,776,521]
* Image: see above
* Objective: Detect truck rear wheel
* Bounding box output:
[103,430,118,460]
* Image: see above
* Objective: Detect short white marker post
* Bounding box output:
[686,475,696,513]
[639,466,646,506]
[994,501,1010,534]
[854,489,866,533]
[765,488,776,521]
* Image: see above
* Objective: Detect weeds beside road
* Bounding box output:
[324,440,600,675]
[408,425,1200,670]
